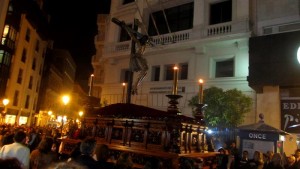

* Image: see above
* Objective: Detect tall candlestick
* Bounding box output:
[173,66,178,95]
[122,83,126,103]
[88,74,94,96]
[198,79,204,104]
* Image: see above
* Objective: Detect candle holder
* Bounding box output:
[194,103,207,125]
[166,94,182,116]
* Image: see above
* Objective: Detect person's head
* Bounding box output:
[295,149,300,158]
[116,152,133,169]
[287,155,296,165]
[242,150,249,159]
[266,151,274,160]
[253,151,263,162]
[80,137,96,156]
[38,136,54,153]
[13,131,27,143]
[0,157,23,169]
[95,144,110,161]
[271,153,282,166]
[218,148,225,154]
[230,142,236,148]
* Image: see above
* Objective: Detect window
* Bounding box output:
[210,0,232,25]
[28,76,33,89]
[25,28,30,42]
[164,63,188,80]
[165,65,175,80]
[0,50,12,65]
[148,2,194,36]
[121,69,131,83]
[123,0,134,5]
[13,90,19,106]
[35,40,40,52]
[21,48,27,62]
[17,69,23,84]
[215,59,234,77]
[119,24,132,42]
[179,63,188,80]
[151,66,160,81]
[32,58,36,70]
[36,81,39,92]
[1,25,17,49]
[25,95,30,109]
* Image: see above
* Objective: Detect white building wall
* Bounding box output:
[95,0,256,124]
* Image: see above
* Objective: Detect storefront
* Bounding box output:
[237,114,296,157]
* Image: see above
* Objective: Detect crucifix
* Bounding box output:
[112,17,149,103]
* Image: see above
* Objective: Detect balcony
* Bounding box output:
[100,19,249,59]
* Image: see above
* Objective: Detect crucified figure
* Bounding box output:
[112,17,149,95]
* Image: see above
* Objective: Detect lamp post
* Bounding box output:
[48,110,53,124]
[61,95,70,136]
[79,111,83,128]
[2,99,9,124]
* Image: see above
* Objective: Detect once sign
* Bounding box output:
[249,133,266,140]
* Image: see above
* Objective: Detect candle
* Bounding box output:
[198,79,204,104]
[173,66,178,95]
[88,74,94,96]
[122,83,126,103]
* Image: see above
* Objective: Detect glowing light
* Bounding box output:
[297,47,300,64]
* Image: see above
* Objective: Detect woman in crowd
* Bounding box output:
[247,151,264,169]
[30,136,58,169]
[263,153,284,169]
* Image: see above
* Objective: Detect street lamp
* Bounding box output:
[2,99,9,124]
[79,111,83,118]
[61,95,70,136]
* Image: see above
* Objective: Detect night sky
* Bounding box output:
[45,0,111,92]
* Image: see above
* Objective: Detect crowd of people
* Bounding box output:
[0,124,163,169]
[216,141,300,169]
[2,124,300,169]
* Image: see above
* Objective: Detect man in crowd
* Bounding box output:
[0,130,30,169]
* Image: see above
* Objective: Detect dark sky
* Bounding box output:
[45,0,111,92]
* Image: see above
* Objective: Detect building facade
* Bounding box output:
[248,0,300,130]
[92,0,256,124]
[0,0,49,125]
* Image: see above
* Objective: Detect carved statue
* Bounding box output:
[112,17,149,95]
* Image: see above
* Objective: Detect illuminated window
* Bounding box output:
[0,50,11,65]
[210,0,232,25]
[215,59,234,77]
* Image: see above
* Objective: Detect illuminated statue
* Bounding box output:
[112,17,149,95]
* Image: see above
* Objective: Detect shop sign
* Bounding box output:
[281,98,300,133]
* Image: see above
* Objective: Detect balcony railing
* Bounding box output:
[101,20,249,58]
